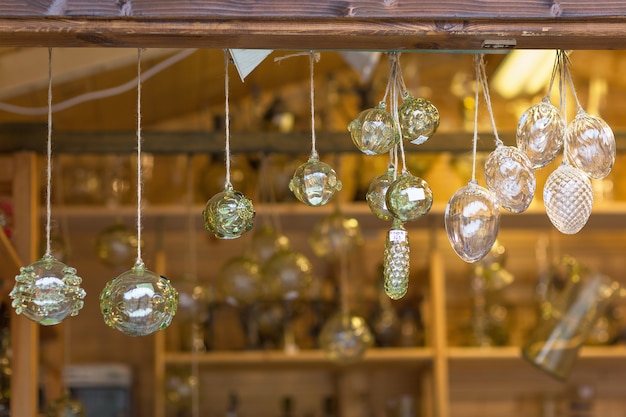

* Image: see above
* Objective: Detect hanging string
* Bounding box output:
[476,54,503,148]
[546,50,560,98]
[44,47,53,258]
[562,51,583,111]
[558,50,570,161]
[388,52,408,173]
[223,49,232,188]
[135,48,144,267]
[309,51,318,158]
[471,55,480,183]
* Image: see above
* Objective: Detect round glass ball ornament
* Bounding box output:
[262,250,312,301]
[484,145,536,213]
[10,255,86,326]
[397,93,440,145]
[348,102,399,155]
[289,155,342,207]
[217,257,263,305]
[444,181,501,263]
[318,310,374,365]
[365,166,395,221]
[202,184,255,239]
[516,98,564,169]
[543,163,594,235]
[385,172,433,222]
[246,224,290,265]
[95,222,141,268]
[100,262,179,336]
[565,109,616,179]
[310,209,363,259]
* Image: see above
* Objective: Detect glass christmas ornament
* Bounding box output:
[365,166,395,221]
[318,310,374,365]
[46,392,85,417]
[397,93,440,145]
[310,209,363,259]
[484,145,536,213]
[10,255,86,326]
[100,262,178,337]
[383,219,410,300]
[565,109,616,180]
[218,257,263,305]
[543,163,594,235]
[95,222,140,268]
[262,250,312,301]
[516,98,564,169]
[445,181,501,263]
[385,172,433,222]
[289,155,342,207]
[246,224,290,265]
[348,102,399,155]
[202,183,255,239]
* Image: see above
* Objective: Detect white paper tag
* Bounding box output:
[389,230,407,242]
[230,49,273,81]
[406,187,426,201]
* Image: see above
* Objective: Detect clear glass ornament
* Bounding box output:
[365,166,395,221]
[318,310,374,365]
[565,108,616,179]
[385,172,433,222]
[397,93,440,145]
[348,102,399,155]
[94,222,140,268]
[246,224,290,265]
[46,392,85,417]
[310,209,363,259]
[175,276,211,323]
[484,144,536,213]
[516,98,564,169]
[10,255,86,326]
[202,183,255,239]
[445,181,501,263]
[543,163,594,234]
[289,155,342,207]
[100,262,179,336]
[383,219,410,300]
[262,250,312,301]
[218,257,263,305]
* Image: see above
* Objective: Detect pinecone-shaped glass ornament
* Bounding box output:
[516,98,564,169]
[365,166,395,221]
[202,183,255,239]
[100,262,178,336]
[484,144,536,213]
[318,310,374,364]
[543,163,594,234]
[289,155,342,206]
[10,255,86,326]
[397,93,440,145]
[565,108,616,179]
[348,102,399,155]
[445,181,501,263]
[385,172,433,222]
[383,219,410,300]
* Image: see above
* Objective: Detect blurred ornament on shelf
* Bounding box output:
[476,240,514,291]
[319,310,374,364]
[200,154,257,201]
[310,208,363,259]
[46,391,85,417]
[60,155,105,205]
[94,221,141,268]
[218,257,263,306]
[262,250,313,301]
[246,224,290,266]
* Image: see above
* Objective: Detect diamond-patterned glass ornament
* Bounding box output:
[289,155,342,206]
[544,163,594,234]
[398,93,440,145]
[383,219,410,300]
[348,102,399,155]
[203,184,255,239]
[484,145,536,213]
[516,98,564,169]
[385,172,433,222]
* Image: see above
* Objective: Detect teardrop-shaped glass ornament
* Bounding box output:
[217,257,263,305]
[385,172,433,222]
[516,98,564,169]
[289,155,342,207]
[100,262,178,336]
[383,219,410,300]
[318,310,374,365]
[444,181,501,263]
[245,224,290,265]
[565,108,616,179]
[365,166,395,221]
[202,184,255,239]
[94,222,141,268]
[262,250,313,300]
[397,93,440,145]
[348,102,399,155]
[484,144,536,213]
[10,255,86,326]
[310,209,363,259]
[543,163,594,234]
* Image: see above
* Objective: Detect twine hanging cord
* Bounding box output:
[135,48,144,267]
[476,54,503,148]
[44,47,53,258]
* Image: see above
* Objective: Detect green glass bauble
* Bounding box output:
[319,310,374,365]
[366,166,396,221]
[202,184,255,239]
[289,156,342,207]
[348,102,399,155]
[398,94,440,145]
[385,172,433,222]
[383,219,410,300]
[218,257,263,305]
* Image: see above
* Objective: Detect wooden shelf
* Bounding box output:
[447,345,626,361]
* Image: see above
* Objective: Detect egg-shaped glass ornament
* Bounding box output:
[100,262,179,336]
[310,209,363,259]
[202,184,255,239]
[445,181,501,263]
[484,145,536,213]
[262,250,312,301]
[319,310,374,365]
[516,98,564,169]
[218,257,263,305]
[565,109,616,179]
[246,224,290,265]
[348,102,399,155]
[385,172,433,222]
[383,219,410,300]
[95,222,141,268]
[543,163,594,235]
[397,93,440,145]
[289,155,342,207]
[365,166,395,221]
[10,255,86,326]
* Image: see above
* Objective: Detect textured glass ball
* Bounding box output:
[445,182,501,263]
[262,250,312,300]
[398,94,440,145]
[348,102,399,155]
[246,224,290,265]
[310,210,363,259]
[100,263,179,337]
[319,310,374,365]
[543,163,594,235]
[385,172,433,222]
[516,98,564,169]
[10,255,86,326]
[383,219,410,300]
[94,222,140,268]
[202,184,255,239]
[565,109,616,179]
[484,145,536,213]
[289,156,342,207]
[218,257,263,305]
[366,166,395,221]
